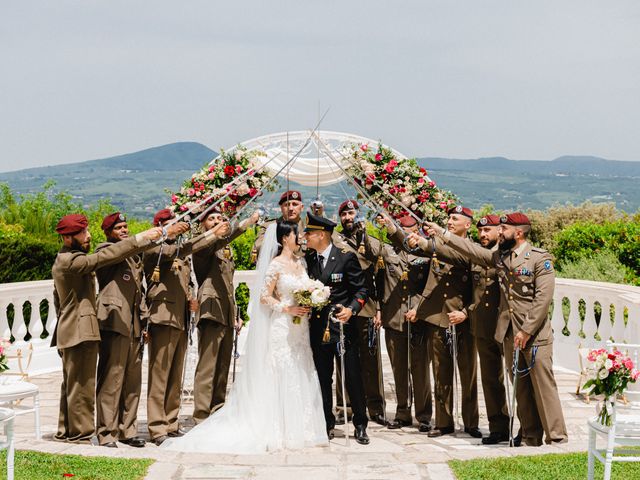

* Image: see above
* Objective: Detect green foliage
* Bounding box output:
[0,450,153,480]
[553,220,640,285]
[0,227,60,282]
[449,451,640,479]
[557,249,632,285]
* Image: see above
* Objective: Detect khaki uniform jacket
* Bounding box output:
[95,242,148,338]
[468,248,501,340]
[443,235,556,346]
[379,243,430,332]
[51,234,152,350]
[391,230,472,328]
[332,229,383,318]
[192,225,247,329]
[143,230,220,330]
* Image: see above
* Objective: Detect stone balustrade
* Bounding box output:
[2,275,640,397]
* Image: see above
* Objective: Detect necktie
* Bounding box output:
[318,254,324,274]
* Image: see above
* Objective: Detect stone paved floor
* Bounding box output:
[9,350,612,479]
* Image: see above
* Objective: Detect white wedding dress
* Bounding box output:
[163,224,327,453]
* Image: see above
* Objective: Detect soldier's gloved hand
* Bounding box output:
[378,214,396,234]
[404,309,417,323]
[212,221,231,237]
[142,329,150,344]
[448,310,467,325]
[167,222,190,239]
[423,221,444,237]
[142,227,164,241]
[407,232,429,250]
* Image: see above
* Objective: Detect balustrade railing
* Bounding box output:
[2,276,639,393]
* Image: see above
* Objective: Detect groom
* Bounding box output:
[304,212,371,445]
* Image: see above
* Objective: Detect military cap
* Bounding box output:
[56,214,88,235]
[304,212,336,233]
[101,212,126,232]
[398,215,417,227]
[500,212,530,226]
[279,190,302,205]
[153,208,175,226]
[338,199,359,215]
[477,214,500,228]
[447,205,474,219]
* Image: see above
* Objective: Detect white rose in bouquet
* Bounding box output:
[598,368,609,380]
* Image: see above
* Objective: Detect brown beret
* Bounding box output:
[477,214,500,228]
[279,190,302,205]
[500,212,531,226]
[56,214,88,235]
[153,208,174,226]
[398,215,417,228]
[447,205,474,219]
[101,212,126,232]
[338,199,359,215]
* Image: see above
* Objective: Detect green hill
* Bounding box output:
[1,144,638,218]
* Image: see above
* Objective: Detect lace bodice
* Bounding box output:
[260,258,309,312]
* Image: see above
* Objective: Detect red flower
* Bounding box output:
[428,181,436,188]
[419,167,427,174]
[384,163,395,174]
[224,165,235,177]
[249,188,258,197]
[375,153,382,161]
[235,165,243,174]
[171,194,178,204]
[209,165,215,173]
[439,202,448,209]
[360,144,368,152]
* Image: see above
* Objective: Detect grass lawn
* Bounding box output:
[0,450,154,480]
[449,451,640,480]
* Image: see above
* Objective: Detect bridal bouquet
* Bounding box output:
[0,338,10,372]
[583,348,640,426]
[346,142,458,224]
[169,145,277,217]
[292,280,331,325]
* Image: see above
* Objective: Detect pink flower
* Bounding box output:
[236,165,243,174]
[188,188,195,197]
[439,202,448,209]
[624,358,634,370]
[180,205,188,211]
[360,144,368,152]
[249,188,258,197]
[375,153,382,161]
[428,181,436,188]
[418,177,425,184]
[209,165,215,172]
[208,172,215,180]
[384,163,396,174]
[389,159,398,167]
[171,194,178,204]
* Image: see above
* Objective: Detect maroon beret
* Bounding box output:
[500,212,531,226]
[56,214,88,235]
[101,212,126,232]
[153,208,175,226]
[279,190,302,205]
[338,199,359,215]
[398,215,417,228]
[447,205,474,219]
[477,214,500,228]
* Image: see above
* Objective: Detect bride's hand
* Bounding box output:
[286,306,311,316]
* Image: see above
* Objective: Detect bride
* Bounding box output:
[163,220,328,453]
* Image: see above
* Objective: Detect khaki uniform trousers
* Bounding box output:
[475,336,509,435]
[385,326,432,424]
[192,321,234,423]
[336,316,385,418]
[147,324,187,440]
[55,341,99,442]
[428,322,479,430]
[503,334,568,446]
[96,331,143,444]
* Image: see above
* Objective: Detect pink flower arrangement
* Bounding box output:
[584,348,639,425]
[0,338,8,372]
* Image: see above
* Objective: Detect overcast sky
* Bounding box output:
[1,1,639,172]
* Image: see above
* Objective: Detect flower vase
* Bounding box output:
[597,396,615,427]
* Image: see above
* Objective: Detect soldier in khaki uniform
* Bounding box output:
[191,208,260,423]
[469,215,510,445]
[424,212,568,446]
[378,215,433,431]
[95,213,150,448]
[332,200,386,426]
[144,209,230,445]
[51,213,173,444]
[251,190,305,263]
[386,206,480,438]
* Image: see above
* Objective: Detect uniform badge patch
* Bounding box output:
[479,218,487,226]
[455,205,463,213]
[331,273,343,282]
[522,285,528,293]
[544,260,553,271]
[123,274,131,281]
[292,192,299,199]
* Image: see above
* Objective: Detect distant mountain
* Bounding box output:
[1,145,638,217]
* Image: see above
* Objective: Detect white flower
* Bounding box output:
[235,151,243,161]
[311,289,326,304]
[598,368,609,380]
[604,359,613,371]
[236,183,250,196]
